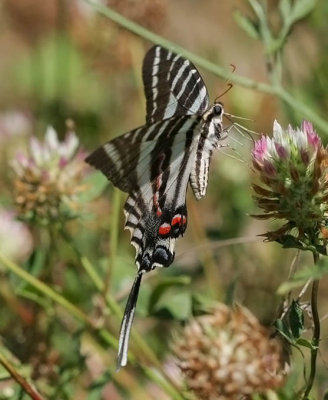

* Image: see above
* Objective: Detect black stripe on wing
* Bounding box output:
[85,116,202,193]
[143,45,210,124]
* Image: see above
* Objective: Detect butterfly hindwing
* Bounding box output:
[123,116,202,271]
[143,45,210,124]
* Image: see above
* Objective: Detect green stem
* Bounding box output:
[81,0,328,135]
[0,351,44,400]
[104,188,121,295]
[302,252,320,399]
[0,252,88,323]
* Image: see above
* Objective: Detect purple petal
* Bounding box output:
[302,120,320,149]
[263,160,276,176]
[274,142,288,159]
[300,149,309,165]
[252,136,268,162]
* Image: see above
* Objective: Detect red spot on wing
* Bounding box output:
[153,192,162,216]
[159,223,171,236]
[171,214,187,226]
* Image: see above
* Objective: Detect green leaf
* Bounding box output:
[148,275,191,315]
[151,291,192,321]
[296,337,315,350]
[291,0,316,23]
[277,280,304,294]
[288,300,304,339]
[277,259,328,294]
[279,0,292,22]
[277,235,305,250]
[233,10,260,40]
[315,243,327,255]
[274,319,294,344]
[191,293,217,315]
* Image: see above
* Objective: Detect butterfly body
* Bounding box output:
[85,45,227,369]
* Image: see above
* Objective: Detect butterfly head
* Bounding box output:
[213,102,224,117]
[202,101,225,140]
[203,101,224,121]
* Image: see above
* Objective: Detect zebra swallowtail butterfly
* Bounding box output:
[86,45,228,369]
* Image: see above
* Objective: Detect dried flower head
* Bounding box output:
[11,126,86,224]
[173,304,285,400]
[0,209,33,262]
[252,120,328,250]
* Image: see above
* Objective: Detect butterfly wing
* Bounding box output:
[125,116,202,272]
[143,45,210,123]
[86,115,202,269]
[85,124,156,193]
[86,116,203,369]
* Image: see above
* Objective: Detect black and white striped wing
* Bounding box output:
[85,117,199,193]
[118,116,202,368]
[85,116,202,271]
[124,115,202,272]
[86,116,203,368]
[86,115,202,271]
[143,45,210,124]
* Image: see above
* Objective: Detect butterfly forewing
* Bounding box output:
[143,45,210,124]
[86,116,202,194]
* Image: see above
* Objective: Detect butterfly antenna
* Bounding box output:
[117,273,143,371]
[214,83,233,103]
[214,64,236,103]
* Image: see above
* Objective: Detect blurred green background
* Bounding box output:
[0,0,327,399]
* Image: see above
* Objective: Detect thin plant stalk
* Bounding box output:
[0,252,89,324]
[104,188,121,295]
[81,0,328,135]
[0,351,44,400]
[302,251,321,399]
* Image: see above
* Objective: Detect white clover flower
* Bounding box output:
[252,120,328,249]
[11,126,87,224]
